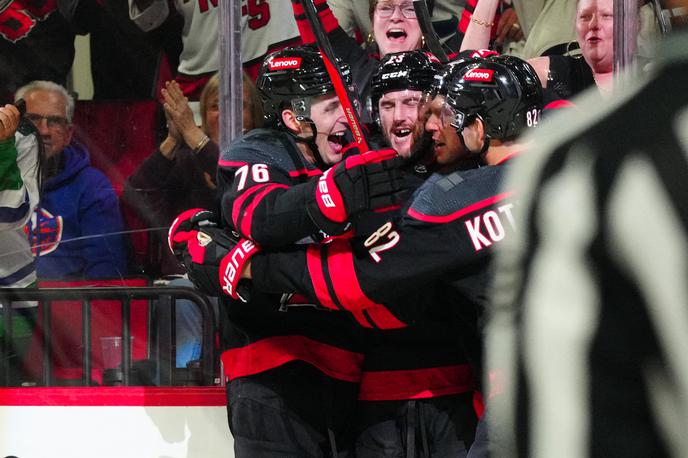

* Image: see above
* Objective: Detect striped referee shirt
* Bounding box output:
[487,31,688,457]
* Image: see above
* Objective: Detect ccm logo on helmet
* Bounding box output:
[382,70,409,80]
[464,69,494,82]
[269,57,302,70]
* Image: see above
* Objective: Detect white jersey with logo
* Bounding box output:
[0,131,39,290]
[129,0,299,76]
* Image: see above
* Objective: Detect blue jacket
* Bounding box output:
[28,142,127,279]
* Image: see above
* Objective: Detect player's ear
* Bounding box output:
[474,117,486,143]
[461,117,485,149]
[281,109,301,133]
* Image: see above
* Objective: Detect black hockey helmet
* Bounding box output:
[369,50,441,122]
[443,55,543,145]
[257,45,353,128]
[431,49,501,97]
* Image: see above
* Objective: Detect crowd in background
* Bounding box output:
[2,0,686,456]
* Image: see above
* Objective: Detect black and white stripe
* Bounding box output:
[488,32,688,458]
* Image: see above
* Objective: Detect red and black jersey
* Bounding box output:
[217,127,367,384]
[252,164,515,402]
[251,163,514,326]
[217,128,325,246]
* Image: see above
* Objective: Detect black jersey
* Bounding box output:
[252,162,514,326]
[251,160,517,406]
[217,128,325,246]
[217,128,367,383]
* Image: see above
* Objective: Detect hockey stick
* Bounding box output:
[413,0,450,63]
[298,0,370,153]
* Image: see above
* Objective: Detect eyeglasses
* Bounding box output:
[25,113,70,129]
[375,2,416,19]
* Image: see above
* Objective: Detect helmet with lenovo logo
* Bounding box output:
[257,45,353,128]
[443,55,543,142]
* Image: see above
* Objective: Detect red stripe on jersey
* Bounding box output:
[327,241,404,329]
[231,184,269,231]
[350,310,374,329]
[495,153,519,165]
[306,245,339,311]
[473,391,486,418]
[218,160,247,168]
[358,364,476,401]
[373,204,401,214]
[221,335,364,382]
[289,168,322,178]
[239,184,289,237]
[364,307,406,329]
[407,192,513,223]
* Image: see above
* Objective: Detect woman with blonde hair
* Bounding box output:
[124,71,263,367]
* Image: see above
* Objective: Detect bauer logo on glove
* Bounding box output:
[168,208,259,302]
[220,239,260,299]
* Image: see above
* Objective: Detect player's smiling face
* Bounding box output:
[373,1,423,57]
[378,89,423,158]
[424,95,465,165]
[309,92,348,166]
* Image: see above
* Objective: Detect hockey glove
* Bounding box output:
[168,208,219,257]
[306,148,406,235]
[168,209,259,301]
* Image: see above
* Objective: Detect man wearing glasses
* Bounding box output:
[16,81,126,280]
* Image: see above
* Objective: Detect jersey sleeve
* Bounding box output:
[252,168,516,325]
[218,139,322,246]
[0,132,39,231]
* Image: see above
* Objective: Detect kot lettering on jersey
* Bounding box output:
[465,201,517,251]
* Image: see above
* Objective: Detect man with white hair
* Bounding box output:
[17,81,126,279]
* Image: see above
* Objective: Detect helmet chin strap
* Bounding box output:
[285,118,328,171]
[457,118,491,162]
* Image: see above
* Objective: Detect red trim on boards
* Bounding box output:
[0,386,226,407]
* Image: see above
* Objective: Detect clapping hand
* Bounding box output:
[161,80,207,151]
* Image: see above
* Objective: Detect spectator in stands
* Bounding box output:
[18,81,127,280]
[290,0,425,123]
[328,0,467,46]
[510,0,577,59]
[461,0,620,98]
[125,72,264,275]
[124,72,263,367]
[128,0,301,95]
[0,1,77,102]
[0,103,41,384]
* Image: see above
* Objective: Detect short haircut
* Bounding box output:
[15,80,75,123]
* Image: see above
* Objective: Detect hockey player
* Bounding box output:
[168,45,404,457]
[242,54,543,369]
[174,53,543,456]
[353,50,481,457]
[369,50,439,158]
